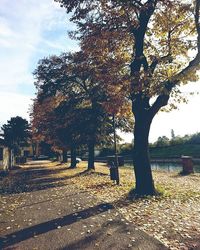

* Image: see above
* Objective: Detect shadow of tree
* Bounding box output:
[0,203,114,249]
[0,169,69,195]
[0,161,170,249]
[0,193,165,250]
[0,160,164,249]
[60,219,130,250]
[17,191,88,209]
[0,162,109,195]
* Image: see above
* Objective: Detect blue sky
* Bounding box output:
[0,0,77,125]
[0,0,200,142]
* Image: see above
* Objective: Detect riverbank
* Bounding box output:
[92,156,200,164]
[1,161,200,249]
[149,144,200,158]
[91,157,200,174]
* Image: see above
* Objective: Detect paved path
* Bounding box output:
[0,161,167,250]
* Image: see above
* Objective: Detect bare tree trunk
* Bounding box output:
[8,148,12,170]
[133,110,156,196]
[62,149,68,163]
[3,147,11,171]
[87,140,95,170]
[70,145,77,168]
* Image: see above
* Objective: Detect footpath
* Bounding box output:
[0,161,167,250]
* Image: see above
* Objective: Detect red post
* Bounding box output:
[181,156,194,174]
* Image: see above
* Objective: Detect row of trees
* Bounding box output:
[153,132,200,147]
[98,131,200,157]
[31,52,133,170]
[57,0,200,195]
[31,0,200,195]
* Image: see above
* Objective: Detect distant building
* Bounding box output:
[0,136,35,172]
[20,144,34,158]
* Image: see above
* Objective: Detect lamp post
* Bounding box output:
[112,113,119,185]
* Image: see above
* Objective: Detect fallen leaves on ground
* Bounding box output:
[1,161,200,249]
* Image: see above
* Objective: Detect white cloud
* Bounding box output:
[0,92,33,126]
[0,0,78,125]
[0,0,199,140]
[40,36,79,53]
[0,17,13,37]
[0,0,77,90]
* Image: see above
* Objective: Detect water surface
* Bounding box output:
[124,162,200,173]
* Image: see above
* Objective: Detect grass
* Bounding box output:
[150,143,200,158]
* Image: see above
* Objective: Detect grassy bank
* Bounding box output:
[150,144,200,158]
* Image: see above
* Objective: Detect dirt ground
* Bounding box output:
[0,161,200,249]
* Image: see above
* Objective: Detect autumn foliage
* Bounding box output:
[52,0,200,194]
[31,50,133,169]
[32,0,200,195]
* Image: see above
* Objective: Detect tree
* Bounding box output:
[33,51,133,170]
[2,116,30,149]
[171,129,175,139]
[54,98,90,168]
[31,96,75,165]
[156,136,170,147]
[188,132,200,144]
[56,0,200,195]
[1,116,30,168]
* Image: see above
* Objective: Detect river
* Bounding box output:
[124,161,200,173]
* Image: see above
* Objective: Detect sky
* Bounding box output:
[0,0,200,143]
[0,0,77,124]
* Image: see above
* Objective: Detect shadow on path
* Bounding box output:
[0,162,108,194]
[17,190,88,209]
[60,220,128,250]
[0,203,114,248]
[0,162,167,250]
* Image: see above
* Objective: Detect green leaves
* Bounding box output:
[2,116,30,149]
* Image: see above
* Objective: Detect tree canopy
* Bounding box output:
[31,50,133,169]
[1,116,30,152]
[54,0,200,195]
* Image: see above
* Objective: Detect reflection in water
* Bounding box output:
[125,162,200,173]
[151,163,200,173]
[151,162,182,172]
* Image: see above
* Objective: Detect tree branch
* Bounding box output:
[170,0,200,83]
[195,0,200,51]
[149,94,170,118]
[149,53,172,74]
[149,80,174,117]
[149,0,200,117]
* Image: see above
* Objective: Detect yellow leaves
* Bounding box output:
[56,0,200,121]
[179,69,200,84]
[165,65,179,79]
[151,1,195,61]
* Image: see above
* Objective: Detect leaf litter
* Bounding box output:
[0,161,200,249]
